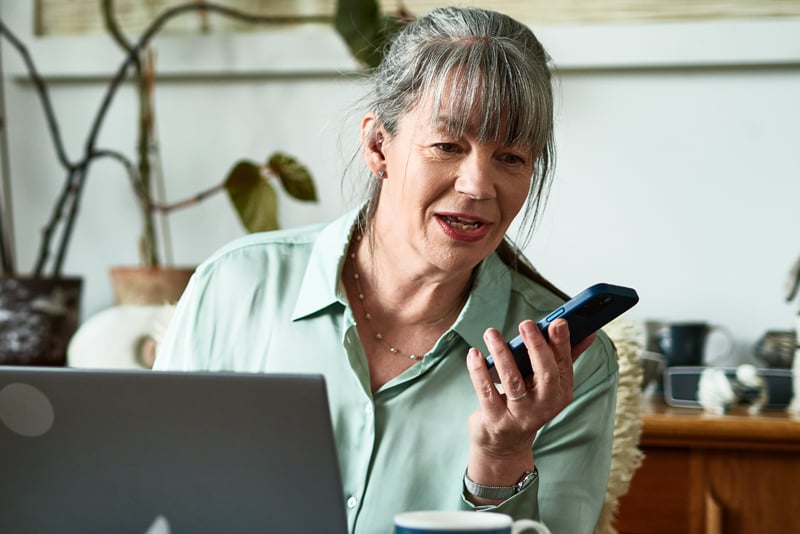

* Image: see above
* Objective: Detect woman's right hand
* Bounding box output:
[463,319,594,500]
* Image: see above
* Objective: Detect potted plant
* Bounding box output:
[97,1,323,306]
[91,0,410,306]
[0,19,84,366]
[0,0,408,366]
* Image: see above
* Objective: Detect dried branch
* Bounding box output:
[0,20,76,171]
[91,148,225,213]
[40,3,332,276]
[2,2,345,276]
[43,2,332,274]
[103,0,162,267]
[0,19,85,276]
[0,34,16,273]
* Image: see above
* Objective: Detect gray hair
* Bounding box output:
[356,6,556,249]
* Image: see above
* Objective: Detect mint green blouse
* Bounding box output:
[154,208,618,534]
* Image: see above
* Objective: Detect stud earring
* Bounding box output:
[377,169,386,178]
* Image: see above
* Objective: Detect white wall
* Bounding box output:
[533,66,800,365]
[2,1,799,365]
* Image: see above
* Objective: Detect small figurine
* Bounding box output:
[698,364,769,415]
[698,368,736,415]
[731,364,768,415]
[789,355,800,415]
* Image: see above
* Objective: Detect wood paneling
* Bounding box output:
[615,401,800,534]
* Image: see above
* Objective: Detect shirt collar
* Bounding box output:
[291,206,513,351]
[292,207,361,320]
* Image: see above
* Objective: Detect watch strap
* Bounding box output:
[463,467,538,500]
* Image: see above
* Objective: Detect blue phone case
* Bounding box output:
[485,283,639,379]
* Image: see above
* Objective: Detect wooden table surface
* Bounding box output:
[638,399,800,451]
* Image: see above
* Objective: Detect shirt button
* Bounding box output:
[346,496,358,508]
[365,403,373,415]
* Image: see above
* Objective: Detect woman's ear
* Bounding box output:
[361,113,387,176]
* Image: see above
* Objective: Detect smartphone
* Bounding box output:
[485,283,639,380]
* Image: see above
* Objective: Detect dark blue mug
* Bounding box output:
[656,322,733,367]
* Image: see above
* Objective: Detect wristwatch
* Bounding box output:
[463,467,538,500]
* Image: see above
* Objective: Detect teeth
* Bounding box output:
[443,216,481,231]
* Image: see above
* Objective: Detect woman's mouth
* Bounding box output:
[441,215,482,231]
[436,214,492,242]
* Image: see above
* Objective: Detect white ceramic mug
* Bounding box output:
[394,511,551,534]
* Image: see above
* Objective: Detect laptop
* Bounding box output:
[0,367,348,534]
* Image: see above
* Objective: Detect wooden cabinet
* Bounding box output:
[614,400,800,534]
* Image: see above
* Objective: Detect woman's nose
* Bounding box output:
[454,155,497,200]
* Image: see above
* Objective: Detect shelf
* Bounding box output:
[639,399,800,451]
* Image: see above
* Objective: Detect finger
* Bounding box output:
[546,319,572,364]
[518,320,559,397]
[466,347,505,418]
[484,327,528,401]
[548,319,575,396]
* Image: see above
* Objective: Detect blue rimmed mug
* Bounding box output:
[394,511,551,534]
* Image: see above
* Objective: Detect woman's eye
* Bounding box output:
[435,143,460,153]
[501,153,525,165]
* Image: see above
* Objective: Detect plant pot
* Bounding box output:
[109,266,194,305]
[0,276,82,366]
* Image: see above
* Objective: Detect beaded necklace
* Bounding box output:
[349,234,468,360]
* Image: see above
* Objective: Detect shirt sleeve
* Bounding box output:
[153,240,287,373]
[458,472,541,518]
[153,270,210,371]
[153,261,237,372]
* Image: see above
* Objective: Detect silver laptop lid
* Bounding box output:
[0,367,348,534]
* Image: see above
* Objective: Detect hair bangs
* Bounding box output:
[417,38,547,155]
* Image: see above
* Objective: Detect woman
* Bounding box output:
[155,6,618,533]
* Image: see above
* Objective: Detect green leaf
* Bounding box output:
[334,0,409,68]
[267,152,317,202]
[224,160,279,233]
[335,0,380,67]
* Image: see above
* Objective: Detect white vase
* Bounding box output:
[67,304,174,369]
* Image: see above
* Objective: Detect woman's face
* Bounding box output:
[367,101,534,276]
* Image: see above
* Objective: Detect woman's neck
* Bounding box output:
[352,229,473,327]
